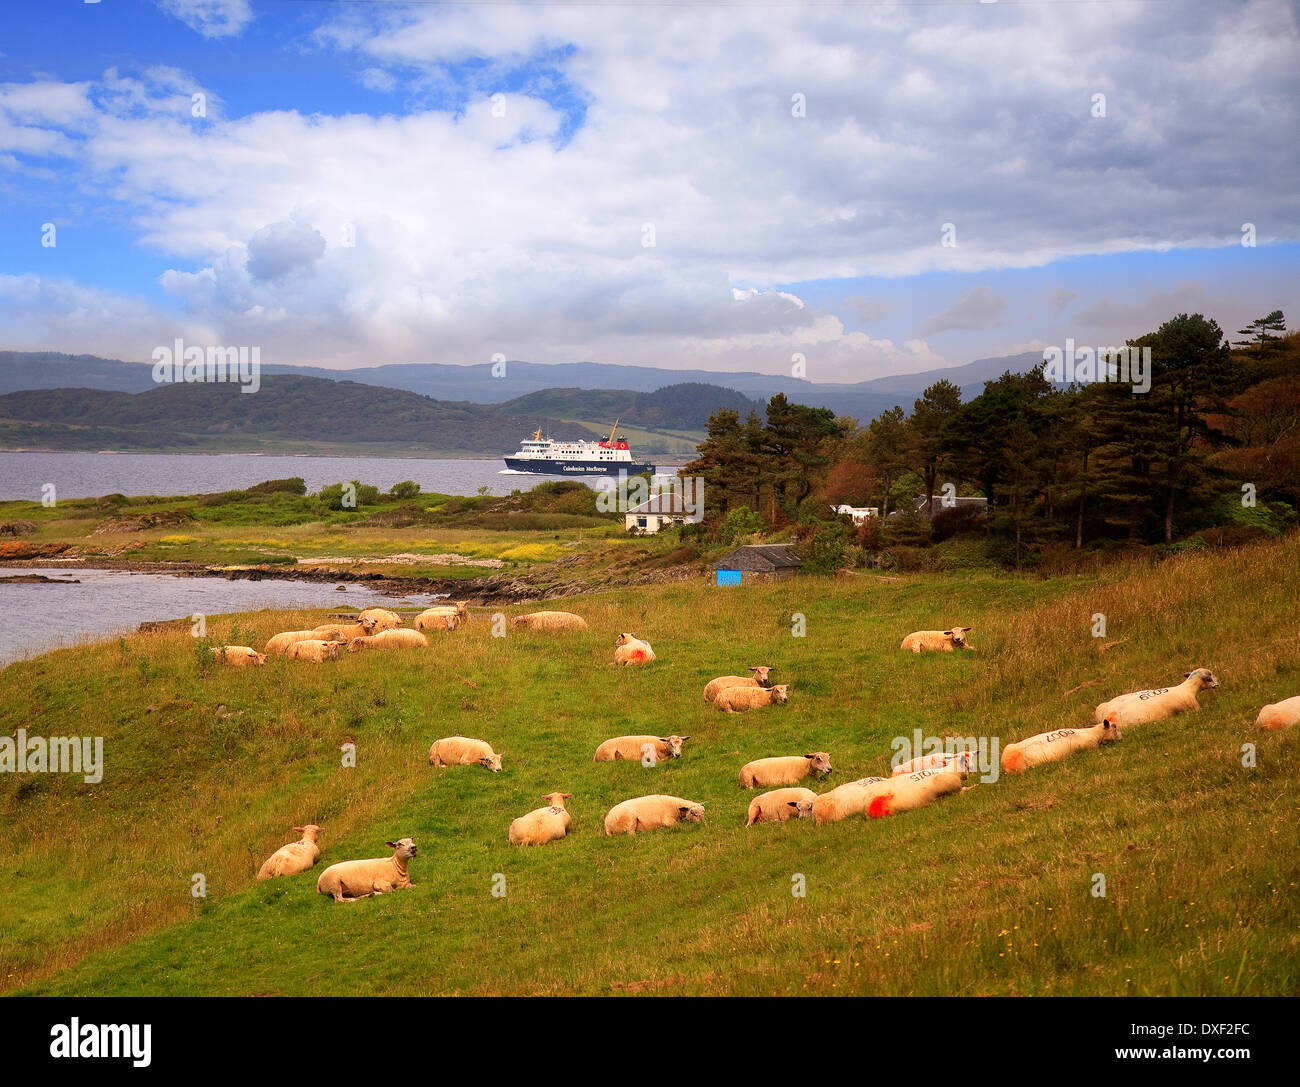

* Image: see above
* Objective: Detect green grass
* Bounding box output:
[2,535,1298,995]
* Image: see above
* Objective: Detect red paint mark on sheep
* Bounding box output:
[867,794,893,819]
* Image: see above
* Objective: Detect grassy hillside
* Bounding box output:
[2,535,1298,996]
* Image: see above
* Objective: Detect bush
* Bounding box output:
[388,480,421,500]
[246,477,306,495]
[317,481,381,511]
[798,523,850,574]
[719,506,762,546]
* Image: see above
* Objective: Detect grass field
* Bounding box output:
[2,534,1298,996]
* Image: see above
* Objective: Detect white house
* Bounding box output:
[625,493,692,534]
[831,504,880,526]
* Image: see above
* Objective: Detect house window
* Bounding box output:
[637,517,647,528]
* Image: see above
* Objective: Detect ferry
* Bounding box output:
[503,419,656,476]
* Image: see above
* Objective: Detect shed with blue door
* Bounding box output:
[710,544,802,584]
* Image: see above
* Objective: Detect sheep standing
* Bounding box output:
[210,646,266,667]
[428,736,503,771]
[593,735,689,763]
[603,794,704,836]
[900,627,974,653]
[739,752,832,789]
[357,608,403,632]
[746,787,817,826]
[347,629,429,652]
[1093,668,1219,727]
[511,611,589,632]
[613,633,656,666]
[316,838,418,902]
[257,825,322,880]
[1256,695,1300,731]
[1001,719,1121,773]
[702,666,774,702]
[864,769,964,819]
[509,793,573,846]
[812,777,889,825]
[285,639,342,663]
[715,685,789,714]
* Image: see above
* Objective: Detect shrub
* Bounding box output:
[387,480,421,500]
[246,478,307,495]
[719,506,762,546]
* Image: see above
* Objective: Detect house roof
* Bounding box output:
[626,493,690,515]
[711,543,803,571]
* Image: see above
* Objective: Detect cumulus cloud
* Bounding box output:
[919,287,1008,336]
[245,220,327,282]
[156,0,252,39]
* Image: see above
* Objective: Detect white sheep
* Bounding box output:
[745,787,817,826]
[900,627,974,653]
[285,639,342,663]
[593,734,689,763]
[1093,668,1219,727]
[812,777,889,825]
[264,629,343,655]
[347,629,429,652]
[509,793,573,846]
[715,684,788,714]
[511,611,589,632]
[1256,695,1300,731]
[312,617,377,641]
[863,769,964,818]
[428,736,503,772]
[613,633,656,666]
[702,666,774,702]
[210,645,266,667]
[257,824,322,880]
[1001,719,1122,773]
[739,752,832,789]
[603,794,704,836]
[414,607,463,632]
[891,750,974,776]
[356,608,403,632]
[316,838,418,902]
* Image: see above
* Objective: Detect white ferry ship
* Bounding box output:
[503,419,656,476]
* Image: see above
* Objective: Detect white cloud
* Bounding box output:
[156,0,252,39]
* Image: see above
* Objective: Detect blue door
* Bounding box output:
[716,569,742,586]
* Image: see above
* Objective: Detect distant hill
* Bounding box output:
[500,383,766,430]
[0,376,757,456]
[0,349,1050,423]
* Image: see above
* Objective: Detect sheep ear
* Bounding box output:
[678,806,690,813]
[1184,671,1192,678]
[681,735,691,741]
[786,801,799,807]
[942,630,954,636]
[385,841,397,848]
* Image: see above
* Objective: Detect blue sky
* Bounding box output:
[0,0,1296,383]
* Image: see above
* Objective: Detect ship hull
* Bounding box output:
[504,457,656,476]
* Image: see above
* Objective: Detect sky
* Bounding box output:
[0,0,1297,385]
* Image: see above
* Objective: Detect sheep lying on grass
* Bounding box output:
[316,838,418,902]
[264,629,343,655]
[891,750,974,776]
[900,627,974,653]
[312,618,377,641]
[812,778,888,825]
[703,666,774,702]
[429,736,503,772]
[1256,695,1300,731]
[347,629,429,652]
[1094,668,1219,727]
[864,769,964,819]
[509,793,573,846]
[210,646,265,667]
[357,608,403,632]
[257,825,322,880]
[739,752,832,789]
[1001,719,1121,773]
[285,639,341,663]
[593,735,689,763]
[715,684,788,714]
[613,633,656,666]
[512,611,588,632]
[603,794,704,836]
[746,787,817,826]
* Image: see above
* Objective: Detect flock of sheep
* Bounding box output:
[221,610,1298,904]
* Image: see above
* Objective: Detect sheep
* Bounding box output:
[1256,695,1300,731]
[414,609,461,632]
[508,793,573,846]
[1093,668,1219,727]
[891,750,975,776]
[511,611,588,632]
[900,627,974,653]
[613,633,656,666]
[745,787,817,826]
[739,752,832,789]
[257,824,322,880]
[347,629,429,652]
[715,684,789,714]
[1001,719,1122,774]
[285,639,342,663]
[593,734,689,763]
[316,838,418,902]
[428,736,503,772]
[357,608,403,632]
[702,666,774,702]
[265,629,344,655]
[210,645,266,667]
[864,769,964,819]
[812,777,889,825]
[312,617,377,641]
[603,794,705,836]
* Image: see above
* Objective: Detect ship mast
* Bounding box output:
[608,418,619,445]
